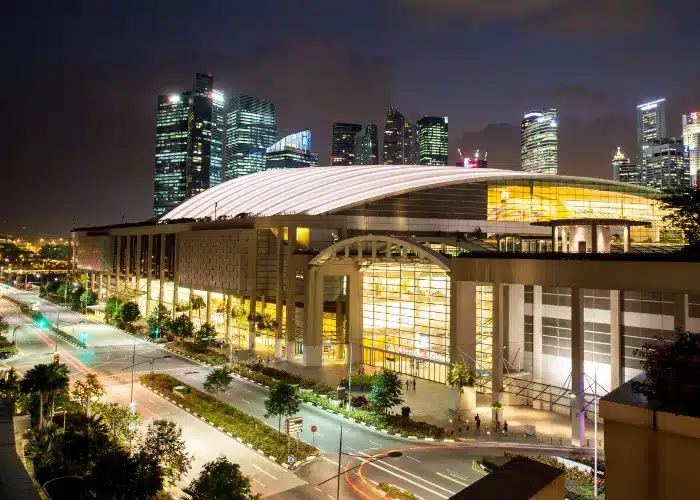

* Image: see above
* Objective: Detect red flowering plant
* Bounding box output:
[632,330,700,415]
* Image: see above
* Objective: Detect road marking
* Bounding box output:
[247,461,278,480]
[322,457,339,466]
[363,458,450,499]
[315,487,323,493]
[251,477,267,488]
[406,455,422,463]
[436,472,468,487]
[316,433,324,437]
[327,495,334,500]
[243,388,252,393]
[446,469,467,481]
[369,440,381,446]
[242,399,251,404]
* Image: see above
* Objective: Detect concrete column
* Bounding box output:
[135,234,142,291]
[303,266,323,367]
[206,291,212,324]
[225,294,232,350]
[552,227,558,252]
[674,293,689,332]
[98,274,103,300]
[507,284,525,371]
[145,235,153,314]
[124,235,131,285]
[285,252,297,361]
[188,288,194,319]
[610,290,622,389]
[571,287,586,447]
[158,234,166,306]
[591,224,598,253]
[247,230,258,354]
[532,285,544,409]
[105,275,111,299]
[171,234,179,320]
[115,236,122,295]
[623,226,630,252]
[275,226,284,359]
[347,271,362,365]
[491,283,504,422]
[449,280,477,371]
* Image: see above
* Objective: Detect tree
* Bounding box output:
[80,289,97,311]
[39,244,70,261]
[170,314,194,342]
[264,382,300,435]
[95,402,140,445]
[142,418,192,484]
[0,315,9,336]
[21,363,70,426]
[190,295,206,321]
[72,373,105,417]
[70,285,86,308]
[447,360,475,414]
[46,363,70,421]
[196,322,217,347]
[659,186,700,247]
[26,422,65,482]
[147,304,171,339]
[203,367,233,394]
[185,455,261,500]
[368,369,403,414]
[45,279,61,295]
[104,297,122,322]
[119,301,140,323]
[85,448,163,500]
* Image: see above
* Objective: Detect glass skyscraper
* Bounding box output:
[404,121,419,164]
[612,147,640,185]
[383,106,405,164]
[210,89,225,187]
[224,94,276,180]
[683,112,700,186]
[153,73,224,217]
[641,138,690,190]
[417,116,448,166]
[520,110,558,174]
[265,130,318,170]
[354,124,378,165]
[332,123,362,165]
[637,98,666,168]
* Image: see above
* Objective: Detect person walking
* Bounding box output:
[412,378,416,391]
[405,379,410,391]
[475,414,481,430]
[503,421,508,434]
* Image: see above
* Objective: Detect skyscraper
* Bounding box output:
[404,122,419,164]
[641,138,690,190]
[417,116,448,166]
[153,73,224,217]
[520,110,558,174]
[331,123,362,165]
[265,130,318,170]
[354,124,378,165]
[637,98,667,167]
[211,89,225,187]
[224,94,276,180]
[683,112,700,186]
[612,147,640,185]
[383,106,405,164]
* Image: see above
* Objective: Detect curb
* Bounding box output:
[137,381,320,471]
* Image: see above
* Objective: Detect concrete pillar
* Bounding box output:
[188,288,194,319]
[570,287,586,447]
[507,284,525,371]
[610,290,622,389]
[158,234,166,306]
[491,283,504,422]
[674,293,689,332]
[591,224,598,253]
[98,274,103,300]
[623,226,630,252]
[449,280,477,371]
[247,230,258,354]
[552,227,558,252]
[115,236,122,295]
[135,234,142,291]
[303,266,323,367]
[347,271,362,365]
[105,274,111,299]
[225,294,232,350]
[532,285,544,409]
[146,235,153,314]
[275,226,284,359]
[124,235,131,285]
[206,291,212,324]
[285,252,297,361]
[171,234,179,320]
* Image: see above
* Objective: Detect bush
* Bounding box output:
[481,455,510,471]
[401,406,411,418]
[140,374,317,462]
[350,395,370,409]
[377,483,418,500]
[0,343,19,359]
[168,343,230,365]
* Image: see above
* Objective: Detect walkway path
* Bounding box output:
[0,400,42,500]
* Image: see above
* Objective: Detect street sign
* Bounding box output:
[53,353,60,365]
[285,417,303,435]
[287,455,295,464]
[129,402,136,414]
[311,425,317,433]
[80,331,88,343]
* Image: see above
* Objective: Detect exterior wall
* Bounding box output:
[75,235,113,272]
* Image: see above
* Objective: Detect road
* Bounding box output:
[1,287,593,499]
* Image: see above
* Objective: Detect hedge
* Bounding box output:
[377,483,419,500]
[139,373,317,463]
[167,342,230,366]
[232,363,335,396]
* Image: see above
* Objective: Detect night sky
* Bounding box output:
[3,0,699,237]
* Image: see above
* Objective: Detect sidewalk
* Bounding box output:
[266,356,604,446]
[0,400,42,500]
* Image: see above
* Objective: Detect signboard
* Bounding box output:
[285,417,303,436]
[129,402,137,414]
[311,425,317,433]
[287,455,295,464]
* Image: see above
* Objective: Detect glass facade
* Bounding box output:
[361,262,450,383]
[332,123,362,166]
[225,94,276,180]
[682,112,700,186]
[637,98,666,166]
[641,138,690,191]
[382,106,405,165]
[187,74,215,198]
[475,285,493,376]
[521,110,558,174]
[210,89,225,187]
[417,116,448,166]
[354,124,378,165]
[265,130,318,170]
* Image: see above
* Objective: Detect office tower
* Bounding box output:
[354,124,378,165]
[404,122,419,164]
[331,123,362,165]
[520,109,558,174]
[383,106,405,164]
[417,116,448,166]
[265,130,318,170]
[641,138,690,190]
[612,147,640,185]
[683,112,700,186]
[210,89,225,187]
[153,73,224,217]
[224,94,276,180]
[637,98,666,166]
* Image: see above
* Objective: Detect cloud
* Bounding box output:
[523,84,622,118]
[402,0,566,21]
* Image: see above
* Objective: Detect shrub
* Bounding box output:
[350,395,370,409]
[377,483,418,500]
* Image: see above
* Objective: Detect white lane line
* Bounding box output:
[315,487,323,493]
[447,469,467,481]
[316,433,325,437]
[251,477,267,488]
[345,446,358,453]
[241,399,251,404]
[247,461,278,480]
[369,440,381,446]
[436,472,468,487]
[322,457,339,466]
[406,455,422,463]
[363,458,449,499]
[243,388,252,393]
[327,495,334,500]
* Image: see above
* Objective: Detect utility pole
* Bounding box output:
[337,421,343,500]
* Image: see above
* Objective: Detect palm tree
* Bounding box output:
[46,363,70,419]
[21,363,70,426]
[26,422,65,481]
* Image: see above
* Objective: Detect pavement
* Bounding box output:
[0,400,41,500]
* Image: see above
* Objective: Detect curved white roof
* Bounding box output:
[160,165,658,220]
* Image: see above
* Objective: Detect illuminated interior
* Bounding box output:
[361,262,450,383]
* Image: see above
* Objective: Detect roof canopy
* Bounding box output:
[160,165,658,221]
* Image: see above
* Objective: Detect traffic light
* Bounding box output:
[35,315,49,329]
[53,353,60,364]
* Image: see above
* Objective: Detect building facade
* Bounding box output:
[417,116,448,166]
[612,147,640,185]
[153,74,225,217]
[354,124,378,165]
[331,123,362,166]
[520,110,558,174]
[404,122,419,164]
[383,106,405,164]
[683,112,700,186]
[211,90,225,187]
[641,138,690,190]
[637,98,667,167]
[224,94,276,180]
[265,130,318,170]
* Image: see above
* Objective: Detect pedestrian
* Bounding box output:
[412,378,416,391]
[475,414,481,429]
[503,421,508,434]
[495,420,501,432]
[405,379,410,390]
